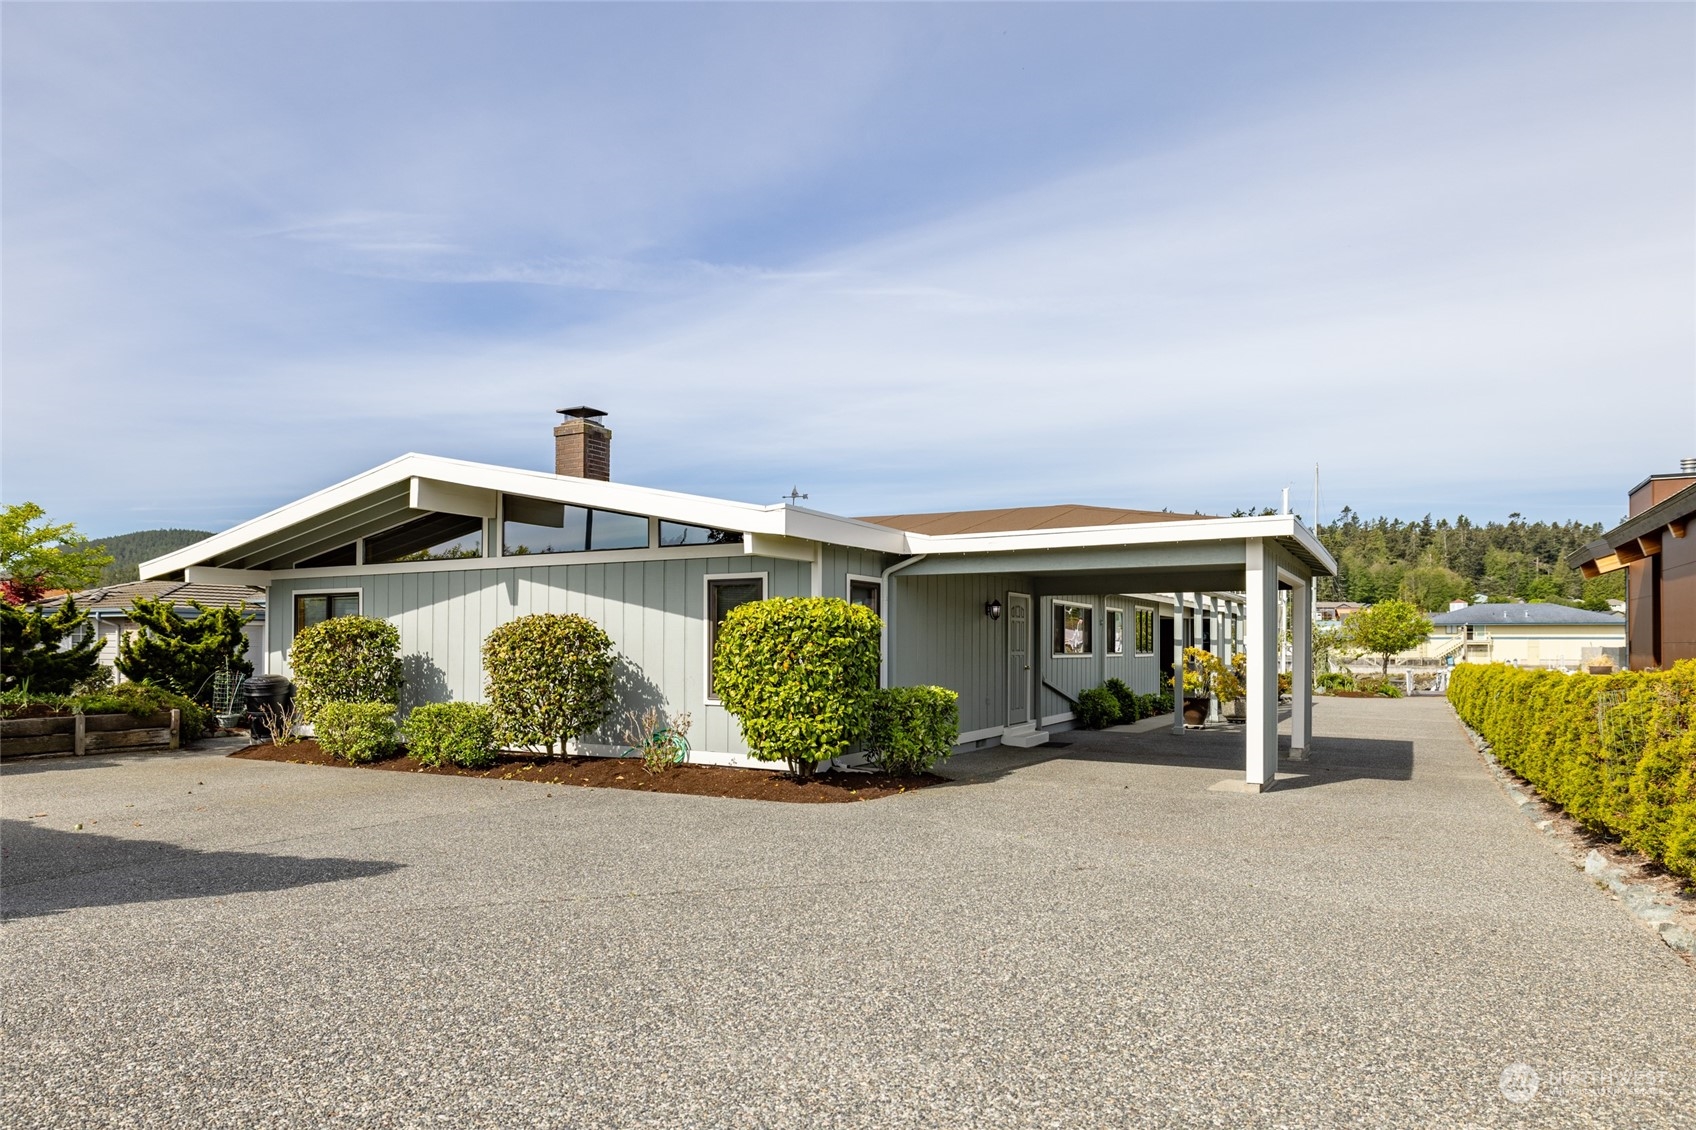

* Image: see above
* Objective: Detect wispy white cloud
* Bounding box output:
[2,4,1690,533]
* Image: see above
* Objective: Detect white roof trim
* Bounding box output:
[142,454,1337,580]
[141,454,907,578]
[908,514,1338,574]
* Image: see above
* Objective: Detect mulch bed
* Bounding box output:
[230,740,941,803]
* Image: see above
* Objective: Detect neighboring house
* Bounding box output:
[1568,460,1696,670]
[1408,602,1625,670]
[141,408,1336,790]
[39,580,267,679]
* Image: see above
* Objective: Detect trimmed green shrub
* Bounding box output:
[482,613,617,755]
[864,686,959,774]
[1449,661,1696,881]
[315,701,398,764]
[403,702,498,769]
[1103,678,1138,722]
[712,596,881,777]
[1316,671,1356,692]
[1075,686,1120,729]
[114,596,254,703]
[289,615,403,721]
[0,596,103,694]
[1134,692,1172,718]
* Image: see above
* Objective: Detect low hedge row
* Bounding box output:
[864,686,959,774]
[1447,661,1696,881]
[1074,679,1173,729]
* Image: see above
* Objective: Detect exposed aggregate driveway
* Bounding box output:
[3,697,1693,1129]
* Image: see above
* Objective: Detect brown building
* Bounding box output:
[1569,460,1696,669]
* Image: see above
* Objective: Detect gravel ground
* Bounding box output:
[3,698,1692,1129]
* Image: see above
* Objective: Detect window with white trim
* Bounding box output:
[294,592,360,638]
[1134,608,1156,654]
[848,578,881,616]
[502,494,649,555]
[706,575,766,699]
[1107,609,1125,655]
[1052,601,1093,657]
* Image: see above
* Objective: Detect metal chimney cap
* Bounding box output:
[1682,456,1696,474]
[557,406,608,422]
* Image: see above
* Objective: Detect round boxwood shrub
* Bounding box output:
[315,701,398,764]
[1075,686,1120,729]
[403,702,498,769]
[864,685,959,775]
[288,614,403,721]
[482,613,617,755]
[712,596,881,777]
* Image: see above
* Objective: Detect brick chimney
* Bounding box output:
[554,407,611,480]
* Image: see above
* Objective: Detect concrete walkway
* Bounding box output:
[2,698,1692,1128]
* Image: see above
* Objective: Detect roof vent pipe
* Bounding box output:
[555,407,611,480]
[1682,457,1696,475]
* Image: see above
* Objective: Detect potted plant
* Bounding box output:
[1182,648,1244,726]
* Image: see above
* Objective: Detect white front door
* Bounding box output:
[1007,592,1031,726]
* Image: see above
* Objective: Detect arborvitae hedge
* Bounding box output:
[1448,661,1696,881]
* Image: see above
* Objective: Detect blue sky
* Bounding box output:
[4,3,1692,536]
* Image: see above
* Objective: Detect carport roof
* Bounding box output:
[859,505,1210,536]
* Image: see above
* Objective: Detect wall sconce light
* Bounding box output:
[984,599,1003,621]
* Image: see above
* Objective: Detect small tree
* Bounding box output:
[1338,599,1432,676]
[712,597,881,778]
[114,596,254,703]
[0,503,113,605]
[0,596,103,693]
[482,613,617,755]
[288,614,404,721]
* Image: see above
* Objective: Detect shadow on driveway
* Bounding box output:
[0,819,403,921]
[941,718,1413,791]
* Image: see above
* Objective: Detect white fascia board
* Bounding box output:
[775,505,909,554]
[185,565,275,586]
[907,514,1338,576]
[141,453,903,579]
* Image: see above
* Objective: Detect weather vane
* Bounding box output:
[782,486,809,505]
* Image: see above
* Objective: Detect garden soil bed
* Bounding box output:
[230,740,941,803]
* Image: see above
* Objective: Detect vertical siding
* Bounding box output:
[267,553,814,757]
[890,572,1028,737]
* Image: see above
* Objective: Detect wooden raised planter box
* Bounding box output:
[0,710,181,759]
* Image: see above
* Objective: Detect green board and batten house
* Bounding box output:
[143,409,1335,790]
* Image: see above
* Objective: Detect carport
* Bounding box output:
[880,514,1337,792]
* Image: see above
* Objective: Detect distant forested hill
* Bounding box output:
[1313,510,1624,611]
[90,529,212,584]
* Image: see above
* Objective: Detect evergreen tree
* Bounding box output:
[115,596,254,703]
[0,596,103,693]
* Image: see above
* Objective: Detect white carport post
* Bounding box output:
[1290,575,1313,761]
[1206,594,1224,723]
[1171,591,1187,734]
[1244,539,1279,789]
